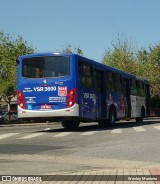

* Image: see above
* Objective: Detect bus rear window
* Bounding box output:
[22,56,70,78]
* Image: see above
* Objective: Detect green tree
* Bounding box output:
[102,38,137,75]
[0,81,15,110]
[0,32,35,113]
[102,38,160,98]
[147,44,160,97]
[137,48,149,64]
[148,44,160,66]
[58,43,83,56]
[137,45,160,97]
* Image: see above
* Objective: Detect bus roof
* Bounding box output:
[18,52,149,85]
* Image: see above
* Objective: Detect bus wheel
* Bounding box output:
[107,107,116,126]
[136,108,145,123]
[61,121,80,130]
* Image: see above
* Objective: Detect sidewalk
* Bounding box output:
[0,168,160,184]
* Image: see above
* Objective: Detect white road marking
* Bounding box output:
[0,133,19,140]
[44,128,52,131]
[81,131,97,135]
[53,132,72,137]
[19,133,46,139]
[153,126,160,130]
[133,126,146,132]
[111,129,122,133]
[1,124,159,141]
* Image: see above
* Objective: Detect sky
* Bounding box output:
[0,0,160,62]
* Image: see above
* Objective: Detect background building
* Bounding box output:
[0,97,17,112]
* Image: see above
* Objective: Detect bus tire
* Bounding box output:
[136,107,145,123]
[61,121,80,130]
[107,107,116,126]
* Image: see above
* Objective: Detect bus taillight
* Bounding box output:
[17,90,26,109]
[67,88,76,108]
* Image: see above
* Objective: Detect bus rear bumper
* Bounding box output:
[18,104,79,119]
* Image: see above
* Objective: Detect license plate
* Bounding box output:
[41,104,51,109]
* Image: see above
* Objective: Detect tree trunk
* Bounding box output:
[8,102,11,123]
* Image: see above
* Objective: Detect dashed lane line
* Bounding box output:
[19,132,46,139]
[1,125,159,140]
[111,129,122,134]
[133,126,146,132]
[153,126,160,130]
[53,132,72,137]
[81,131,97,135]
[0,133,19,140]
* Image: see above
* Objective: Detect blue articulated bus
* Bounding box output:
[17,53,150,129]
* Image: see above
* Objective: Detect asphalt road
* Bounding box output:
[0,119,160,175]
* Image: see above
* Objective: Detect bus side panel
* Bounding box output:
[106,92,125,119]
[76,56,97,121]
[78,89,97,120]
[94,69,107,120]
[131,95,145,118]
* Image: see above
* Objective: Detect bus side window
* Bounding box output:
[114,74,122,93]
[121,77,127,96]
[78,61,93,88]
[137,81,144,96]
[130,79,137,95]
[106,71,114,92]
[95,70,103,93]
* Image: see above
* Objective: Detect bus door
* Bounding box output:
[78,61,97,120]
[94,69,106,119]
[122,77,131,118]
[130,79,146,118]
[145,84,150,116]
